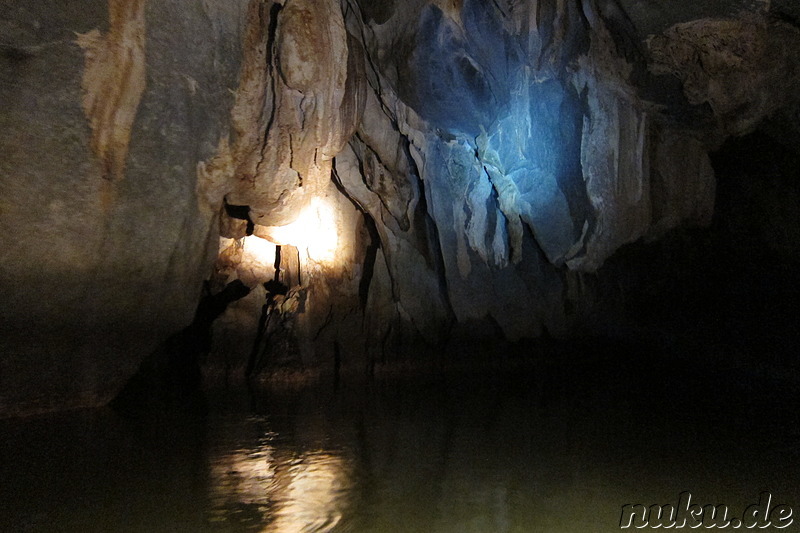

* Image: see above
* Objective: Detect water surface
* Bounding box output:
[1,352,798,532]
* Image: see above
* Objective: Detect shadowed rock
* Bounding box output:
[111,280,251,418]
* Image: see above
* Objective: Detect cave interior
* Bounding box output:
[1,0,799,530]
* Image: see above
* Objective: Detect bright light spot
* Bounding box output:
[208,445,351,532]
[241,234,276,268]
[208,447,276,510]
[269,452,351,532]
[261,198,339,264]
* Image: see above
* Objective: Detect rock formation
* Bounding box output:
[1,0,799,416]
[0,0,250,416]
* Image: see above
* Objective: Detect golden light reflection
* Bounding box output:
[208,444,352,532]
[241,235,277,268]
[208,446,277,508]
[268,452,351,532]
[222,235,277,286]
[259,197,339,264]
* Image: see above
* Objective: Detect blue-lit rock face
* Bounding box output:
[348,1,598,282]
[3,0,800,416]
[146,0,800,387]
[397,1,513,135]
[323,0,791,346]
[476,79,591,265]
[327,1,595,341]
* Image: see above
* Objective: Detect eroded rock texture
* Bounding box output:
[2,0,799,414]
[0,0,250,416]
[203,0,800,380]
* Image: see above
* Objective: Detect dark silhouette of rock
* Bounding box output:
[111,280,251,418]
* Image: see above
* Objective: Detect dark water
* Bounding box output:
[2,351,800,532]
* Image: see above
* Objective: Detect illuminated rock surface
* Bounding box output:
[1,0,799,416]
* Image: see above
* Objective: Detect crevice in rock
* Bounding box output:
[245,248,289,378]
[111,279,251,417]
[313,305,336,341]
[483,164,524,264]
[294,246,303,287]
[596,0,645,64]
[771,9,800,30]
[536,0,556,67]
[351,132,412,230]
[0,43,33,60]
[399,129,456,325]
[0,38,71,60]
[223,199,255,235]
[344,0,392,114]
[331,155,395,309]
[555,81,594,243]
[358,211,381,310]
[254,1,284,180]
[331,155,369,218]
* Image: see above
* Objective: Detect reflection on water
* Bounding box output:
[274,452,349,532]
[1,353,799,532]
[207,433,278,528]
[207,430,352,532]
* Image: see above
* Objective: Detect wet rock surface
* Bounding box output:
[1,0,799,415]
